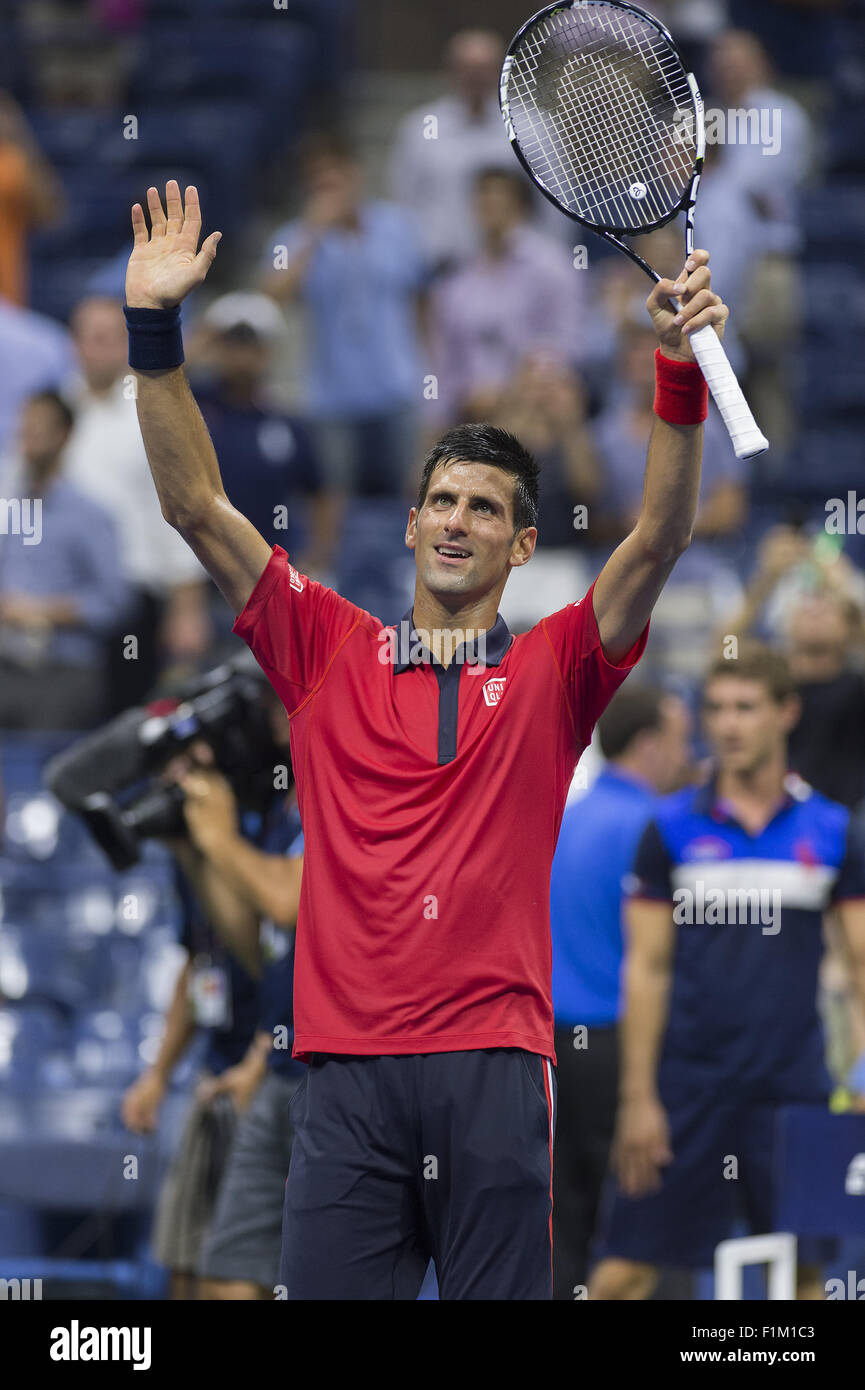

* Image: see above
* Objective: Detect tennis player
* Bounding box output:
[124,180,728,1300]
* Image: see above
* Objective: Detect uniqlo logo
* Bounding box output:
[483,678,506,707]
[288,565,305,593]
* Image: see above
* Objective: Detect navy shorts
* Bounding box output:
[278,1048,556,1300]
[593,1086,824,1269]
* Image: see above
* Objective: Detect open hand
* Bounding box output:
[126,181,221,310]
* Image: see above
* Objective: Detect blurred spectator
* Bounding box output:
[550,686,691,1299]
[63,296,211,713]
[590,646,865,1299]
[387,29,511,272]
[189,292,335,583]
[722,524,865,648]
[706,29,812,254]
[723,528,865,807]
[0,390,126,729]
[491,354,598,630]
[262,134,426,501]
[591,313,747,682]
[428,168,588,429]
[0,90,64,306]
[702,30,813,452]
[0,296,74,452]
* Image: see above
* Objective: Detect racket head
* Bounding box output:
[500,0,705,238]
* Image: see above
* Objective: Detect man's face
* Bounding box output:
[407,460,535,606]
[72,299,127,391]
[449,32,504,106]
[702,677,797,776]
[788,596,850,673]
[304,155,361,211]
[212,332,270,390]
[20,399,69,470]
[475,175,524,238]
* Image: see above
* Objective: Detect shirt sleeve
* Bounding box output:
[232,546,369,716]
[541,579,649,749]
[831,809,865,903]
[627,818,674,902]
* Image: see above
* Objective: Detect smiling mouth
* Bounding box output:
[434,545,471,561]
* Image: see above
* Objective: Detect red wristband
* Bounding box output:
[653,348,708,426]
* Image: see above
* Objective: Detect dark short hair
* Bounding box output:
[703,643,796,704]
[26,389,75,433]
[474,164,534,212]
[416,423,539,533]
[299,129,357,169]
[597,686,666,760]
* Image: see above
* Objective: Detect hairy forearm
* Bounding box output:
[619,953,672,1101]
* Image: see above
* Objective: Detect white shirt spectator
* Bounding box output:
[63,375,203,596]
[388,94,513,267]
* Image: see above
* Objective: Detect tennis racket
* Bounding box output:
[500,0,769,459]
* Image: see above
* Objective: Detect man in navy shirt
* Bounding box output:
[549,685,690,1298]
[590,646,865,1299]
[191,293,331,576]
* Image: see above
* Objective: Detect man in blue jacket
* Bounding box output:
[550,685,690,1298]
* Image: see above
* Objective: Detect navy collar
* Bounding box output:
[694,770,810,821]
[392,608,512,673]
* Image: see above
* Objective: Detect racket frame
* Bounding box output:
[500,0,706,279]
[500,0,769,460]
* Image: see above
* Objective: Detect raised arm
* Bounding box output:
[592,250,729,662]
[125,181,273,614]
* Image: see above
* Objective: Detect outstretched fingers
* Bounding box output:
[165,179,183,235]
[146,186,166,237]
[194,229,222,277]
[182,184,202,247]
[130,202,149,245]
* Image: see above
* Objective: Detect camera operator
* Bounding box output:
[121,740,264,1301]
[176,749,305,1301]
[121,695,303,1299]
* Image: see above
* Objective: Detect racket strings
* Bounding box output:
[514,23,688,223]
[505,3,695,232]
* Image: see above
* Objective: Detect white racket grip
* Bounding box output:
[687,324,769,459]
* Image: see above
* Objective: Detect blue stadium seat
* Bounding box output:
[0,1089,163,1210]
[127,22,316,113]
[787,428,865,497]
[0,1003,70,1092]
[111,103,266,183]
[825,105,865,176]
[800,347,865,420]
[800,185,865,259]
[0,923,113,1012]
[802,267,865,340]
[336,500,416,625]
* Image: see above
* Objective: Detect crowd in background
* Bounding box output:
[1,0,865,1300]
[1,9,856,729]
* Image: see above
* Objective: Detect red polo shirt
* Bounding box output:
[233,546,648,1064]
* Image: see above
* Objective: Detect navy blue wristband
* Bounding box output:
[124,304,185,371]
